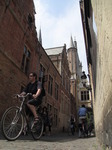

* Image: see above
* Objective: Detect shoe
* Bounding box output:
[33,117,39,124]
[31,117,39,132]
[31,127,36,132]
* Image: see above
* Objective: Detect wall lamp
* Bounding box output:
[81,71,92,91]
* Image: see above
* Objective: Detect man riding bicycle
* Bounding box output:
[20,72,43,124]
[1,72,45,141]
[78,104,88,137]
[78,104,87,119]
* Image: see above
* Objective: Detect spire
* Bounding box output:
[39,28,42,45]
[69,36,74,48]
[74,37,77,49]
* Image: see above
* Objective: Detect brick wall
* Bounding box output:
[40,45,72,131]
[0,0,76,133]
[0,0,40,118]
[0,50,28,118]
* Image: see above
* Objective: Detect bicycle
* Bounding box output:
[1,93,44,141]
[78,117,88,138]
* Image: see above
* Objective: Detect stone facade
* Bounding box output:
[80,0,112,149]
[67,39,80,123]
[67,37,92,123]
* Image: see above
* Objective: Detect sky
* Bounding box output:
[33,0,88,73]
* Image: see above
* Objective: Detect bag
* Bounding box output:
[36,81,46,97]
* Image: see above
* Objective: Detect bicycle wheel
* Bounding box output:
[31,115,44,140]
[1,106,24,141]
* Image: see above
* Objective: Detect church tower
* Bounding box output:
[67,36,77,96]
[38,28,42,45]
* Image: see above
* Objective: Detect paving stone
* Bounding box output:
[0,133,102,150]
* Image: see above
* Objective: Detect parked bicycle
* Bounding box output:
[1,93,44,141]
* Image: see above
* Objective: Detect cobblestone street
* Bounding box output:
[0,132,103,150]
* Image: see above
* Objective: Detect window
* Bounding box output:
[81,90,89,101]
[47,103,52,112]
[61,69,64,85]
[54,108,58,126]
[48,75,53,96]
[40,64,45,74]
[55,82,58,100]
[39,64,46,81]
[21,46,31,75]
[28,13,33,28]
[61,93,64,113]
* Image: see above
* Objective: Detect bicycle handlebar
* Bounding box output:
[14,93,32,99]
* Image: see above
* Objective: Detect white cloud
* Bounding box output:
[34,0,88,73]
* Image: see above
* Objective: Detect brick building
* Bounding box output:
[37,42,62,130]
[0,0,76,132]
[80,0,112,149]
[0,0,40,118]
[45,45,72,130]
[45,37,89,126]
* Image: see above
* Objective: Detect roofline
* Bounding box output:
[38,43,62,78]
[45,46,64,50]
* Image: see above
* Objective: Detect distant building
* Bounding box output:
[45,45,72,129]
[67,36,92,121]
[45,36,92,126]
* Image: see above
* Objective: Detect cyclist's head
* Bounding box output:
[82,104,85,107]
[29,72,37,80]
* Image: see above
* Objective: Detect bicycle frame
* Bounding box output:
[79,117,88,137]
[17,94,34,132]
[16,94,44,136]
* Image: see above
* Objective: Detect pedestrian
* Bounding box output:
[42,107,52,136]
[70,115,76,135]
[48,110,53,135]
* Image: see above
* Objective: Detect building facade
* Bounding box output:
[45,45,72,130]
[67,36,92,123]
[37,43,62,131]
[0,0,40,118]
[80,0,112,149]
[0,0,75,132]
[45,38,91,127]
